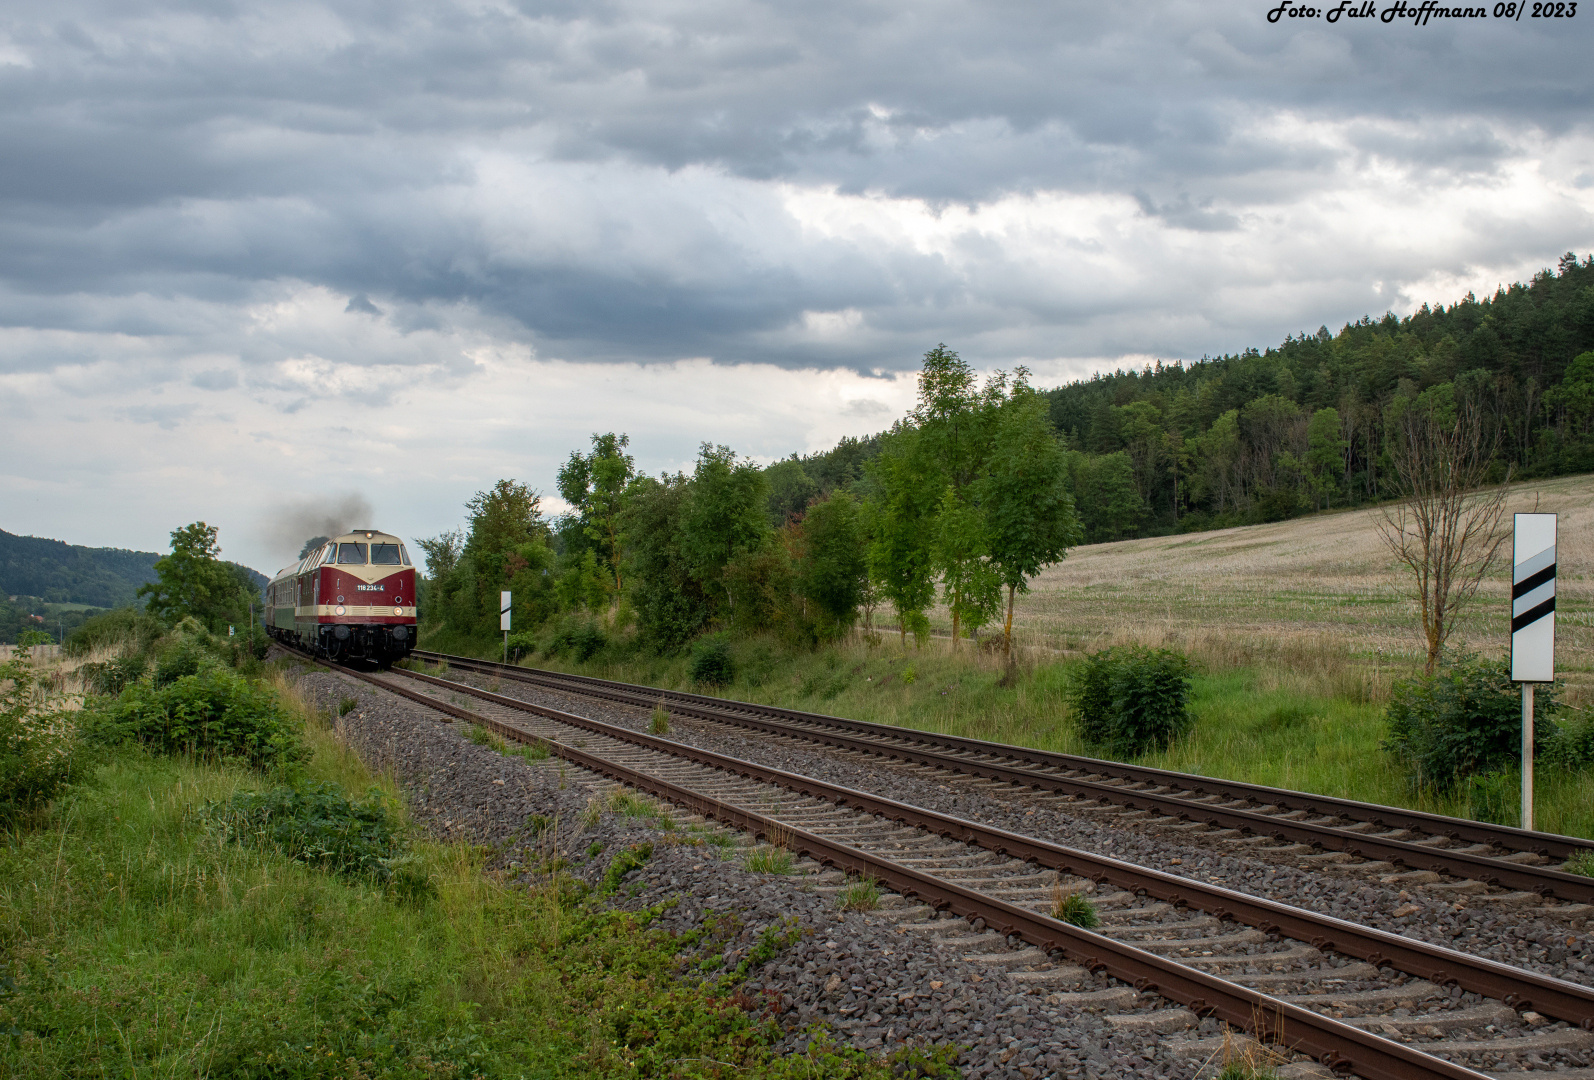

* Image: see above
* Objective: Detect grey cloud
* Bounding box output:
[0,0,1588,376]
[190,367,238,390]
[120,402,197,428]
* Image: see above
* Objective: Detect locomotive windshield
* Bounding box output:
[371,543,402,565]
[336,542,368,564]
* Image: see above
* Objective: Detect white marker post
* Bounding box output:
[1510,513,1557,833]
[501,590,512,664]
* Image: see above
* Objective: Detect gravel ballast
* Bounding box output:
[294,664,1294,1080]
[439,665,1594,990]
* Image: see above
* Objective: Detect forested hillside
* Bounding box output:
[1044,252,1594,539]
[0,528,268,610]
[0,530,161,607]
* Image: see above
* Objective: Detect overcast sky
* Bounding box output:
[2,0,1591,576]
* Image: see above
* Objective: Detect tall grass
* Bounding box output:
[0,669,922,1079]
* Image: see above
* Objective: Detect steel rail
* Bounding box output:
[320,655,1498,1080]
[362,659,1594,1031]
[412,649,1593,859]
[410,650,1594,903]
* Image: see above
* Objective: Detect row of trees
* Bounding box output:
[420,348,1083,659]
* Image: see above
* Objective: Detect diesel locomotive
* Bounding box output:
[266,529,417,665]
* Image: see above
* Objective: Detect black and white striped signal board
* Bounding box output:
[1511,513,1557,684]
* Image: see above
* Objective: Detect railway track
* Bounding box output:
[409,650,1594,906]
[306,651,1594,1080]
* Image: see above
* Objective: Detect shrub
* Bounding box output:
[208,781,431,900]
[0,639,83,823]
[506,630,540,662]
[690,640,734,686]
[1070,646,1193,757]
[1384,654,1555,790]
[77,651,148,696]
[1544,710,1594,769]
[89,667,306,768]
[63,608,165,658]
[152,630,225,687]
[649,703,671,735]
[544,620,608,662]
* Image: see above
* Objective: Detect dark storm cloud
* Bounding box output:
[0,0,1588,371]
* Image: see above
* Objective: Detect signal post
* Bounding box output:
[1510,513,1556,833]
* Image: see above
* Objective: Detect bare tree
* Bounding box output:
[1376,398,1511,675]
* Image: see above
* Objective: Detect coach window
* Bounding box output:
[337,542,368,564]
[371,543,402,565]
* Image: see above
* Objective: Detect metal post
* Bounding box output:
[1522,683,1535,832]
[504,630,508,665]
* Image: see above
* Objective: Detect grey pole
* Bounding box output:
[1522,683,1534,832]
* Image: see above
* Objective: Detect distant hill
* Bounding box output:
[0,529,267,609]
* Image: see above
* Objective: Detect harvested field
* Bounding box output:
[1005,473,1594,683]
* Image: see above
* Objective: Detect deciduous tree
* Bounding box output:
[981,392,1083,663]
[1377,396,1511,675]
[799,492,868,638]
[557,433,636,596]
[137,522,254,630]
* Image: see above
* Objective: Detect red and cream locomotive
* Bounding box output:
[266,529,417,665]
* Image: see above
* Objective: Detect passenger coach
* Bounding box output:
[266,529,417,665]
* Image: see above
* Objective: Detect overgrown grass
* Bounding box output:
[743,844,795,875]
[1050,889,1099,929]
[836,878,880,912]
[0,672,938,1079]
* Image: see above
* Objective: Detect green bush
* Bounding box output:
[76,651,148,696]
[1070,646,1193,756]
[152,629,225,686]
[0,639,84,823]
[208,781,432,899]
[544,620,608,662]
[690,639,735,686]
[88,667,306,768]
[1384,655,1555,790]
[63,607,165,658]
[506,630,540,662]
[1544,710,1594,769]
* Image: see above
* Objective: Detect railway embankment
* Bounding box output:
[297,664,1289,1080]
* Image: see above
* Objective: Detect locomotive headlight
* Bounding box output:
[335,605,346,616]
[394,607,402,616]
